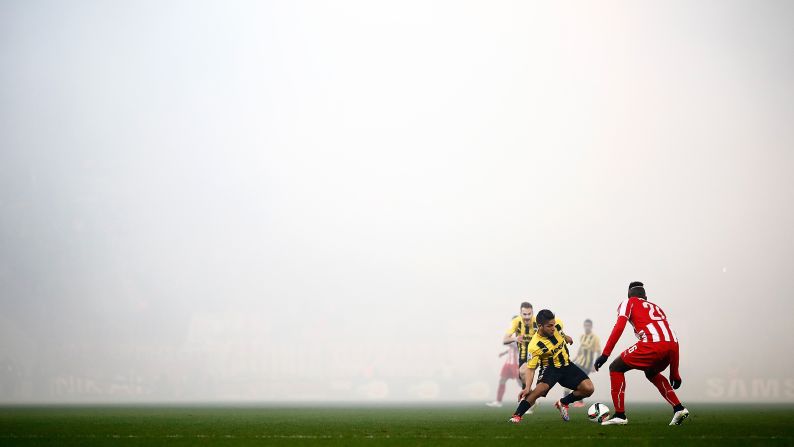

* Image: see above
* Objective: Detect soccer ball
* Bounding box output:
[587,402,610,423]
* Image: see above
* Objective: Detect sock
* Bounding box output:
[560,392,582,405]
[514,399,532,417]
[647,373,681,408]
[496,383,506,402]
[673,404,685,412]
[610,371,626,414]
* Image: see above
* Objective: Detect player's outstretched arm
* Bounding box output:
[518,367,537,401]
[594,316,628,371]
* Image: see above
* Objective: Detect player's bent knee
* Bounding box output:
[609,357,629,373]
[579,380,594,396]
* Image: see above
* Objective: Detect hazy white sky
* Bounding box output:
[1,0,793,403]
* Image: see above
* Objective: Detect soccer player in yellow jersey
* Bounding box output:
[574,319,601,372]
[566,319,601,407]
[508,309,595,423]
[501,302,537,389]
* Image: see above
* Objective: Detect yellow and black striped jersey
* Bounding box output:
[505,316,538,363]
[573,332,601,370]
[527,319,571,369]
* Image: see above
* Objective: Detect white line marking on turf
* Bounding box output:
[0,434,790,440]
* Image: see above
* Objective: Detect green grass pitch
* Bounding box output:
[1,403,793,446]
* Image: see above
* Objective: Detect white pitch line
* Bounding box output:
[0,434,789,440]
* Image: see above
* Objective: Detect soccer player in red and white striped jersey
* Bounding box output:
[486,342,520,407]
[593,282,690,426]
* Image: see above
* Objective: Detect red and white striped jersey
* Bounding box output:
[616,297,678,343]
[504,343,519,365]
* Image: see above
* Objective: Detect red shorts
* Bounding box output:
[620,341,678,374]
[501,363,519,379]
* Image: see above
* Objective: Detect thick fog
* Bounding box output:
[1,0,793,403]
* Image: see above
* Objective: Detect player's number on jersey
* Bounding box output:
[642,302,666,321]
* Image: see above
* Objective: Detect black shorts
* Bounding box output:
[537,363,589,389]
[574,361,594,375]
